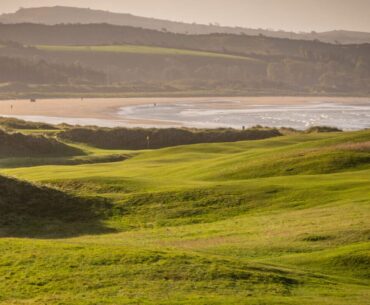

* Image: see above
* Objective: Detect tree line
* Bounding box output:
[0,55,105,84]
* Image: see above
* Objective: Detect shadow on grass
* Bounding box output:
[0,175,117,238]
[0,154,130,169]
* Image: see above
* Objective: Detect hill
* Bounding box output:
[58,127,281,150]
[0,24,369,96]
[0,175,112,237]
[0,129,82,157]
[1,23,370,58]
[0,117,57,130]
[0,129,369,304]
[0,55,106,84]
[1,6,370,44]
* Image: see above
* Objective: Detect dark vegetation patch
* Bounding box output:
[58,127,281,150]
[0,175,114,237]
[306,126,343,133]
[0,153,131,169]
[0,129,83,157]
[302,234,333,242]
[0,55,105,84]
[0,116,58,130]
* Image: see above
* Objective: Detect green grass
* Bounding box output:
[0,130,369,304]
[36,44,257,61]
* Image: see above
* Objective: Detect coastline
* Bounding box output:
[0,96,369,129]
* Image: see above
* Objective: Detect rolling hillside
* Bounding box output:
[0,125,369,304]
[36,44,253,60]
[0,129,82,157]
[1,6,370,44]
[58,127,281,150]
[0,8,368,97]
[0,55,105,84]
[0,175,112,237]
[2,23,370,58]
[0,25,369,96]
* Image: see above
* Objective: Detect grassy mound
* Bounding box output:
[306,126,343,133]
[0,239,303,305]
[0,129,83,157]
[0,116,58,130]
[278,243,370,279]
[0,175,113,237]
[7,130,369,229]
[58,127,281,150]
[0,129,369,304]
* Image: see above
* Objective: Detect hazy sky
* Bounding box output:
[0,0,369,32]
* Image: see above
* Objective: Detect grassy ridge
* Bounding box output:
[0,175,113,237]
[0,117,57,130]
[37,44,256,61]
[58,127,281,150]
[0,129,82,157]
[0,130,369,304]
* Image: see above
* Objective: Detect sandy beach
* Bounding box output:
[0,96,369,128]
[0,96,369,118]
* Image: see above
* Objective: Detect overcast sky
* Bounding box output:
[0,0,369,32]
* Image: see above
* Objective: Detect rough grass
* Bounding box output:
[0,117,58,131]
[37,44,256,61]
[0,129,83,158]
[0,130,369,304]
[0,175,114,238]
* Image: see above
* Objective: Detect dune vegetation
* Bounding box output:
[0,124,369,304]
[58,127,281,150]
[0,129,83,158]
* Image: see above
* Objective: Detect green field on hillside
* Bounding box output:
[36,44,256,61]
[0,129,369,304]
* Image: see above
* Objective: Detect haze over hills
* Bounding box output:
[0,22,369,97]
[0,6,368,97]
[1,6,370,45]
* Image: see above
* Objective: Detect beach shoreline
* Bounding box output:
[0,96,369,128]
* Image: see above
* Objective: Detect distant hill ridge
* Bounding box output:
[1,6,370,45]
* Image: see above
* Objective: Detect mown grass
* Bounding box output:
[36,44,257,61]
[0,130,369,304]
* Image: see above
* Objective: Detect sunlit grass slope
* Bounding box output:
[0,130,369,304]
[37,44,256,61]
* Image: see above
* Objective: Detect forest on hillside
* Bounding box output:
[0,24,369,96]
[0,55,106,84]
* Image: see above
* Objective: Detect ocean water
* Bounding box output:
[118,100,370,130]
